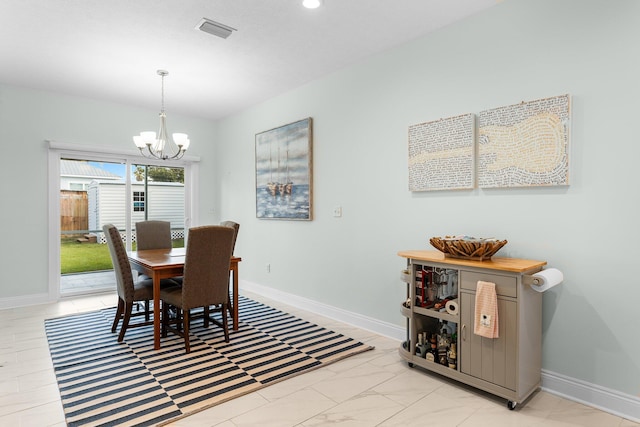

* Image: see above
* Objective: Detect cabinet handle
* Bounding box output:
[462,324,466,341]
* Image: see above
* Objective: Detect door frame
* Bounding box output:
[47,141,200,300]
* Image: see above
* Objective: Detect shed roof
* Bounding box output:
[60,160,121,180]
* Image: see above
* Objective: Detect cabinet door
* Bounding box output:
[460,291,517,391]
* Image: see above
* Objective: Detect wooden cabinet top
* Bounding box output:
[398,250,546,273]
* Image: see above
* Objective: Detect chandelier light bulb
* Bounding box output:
[172,133,190,150]
[133,135,146,149]
[140,131,157,145]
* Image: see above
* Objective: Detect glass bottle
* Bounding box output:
[448,343,457,369]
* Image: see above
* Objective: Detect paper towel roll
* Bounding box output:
[445,299,459,316]
[530,268,564,292]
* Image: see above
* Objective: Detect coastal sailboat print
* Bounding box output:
[266,144,278,197]
[284,148,293,196]
[255,118,312,220]
[266,144,294,197]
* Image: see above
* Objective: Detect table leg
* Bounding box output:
[232,264,239,330]
[153,274,161,350]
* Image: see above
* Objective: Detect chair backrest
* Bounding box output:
[181,225,234,310]
[136,220,172,250]
[219,220,240,255]
[103,224,135,302]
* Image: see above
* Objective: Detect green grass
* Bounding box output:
[60,236,184,275]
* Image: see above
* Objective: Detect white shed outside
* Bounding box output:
[88,179,185,243]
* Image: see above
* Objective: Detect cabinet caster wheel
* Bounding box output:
[408,362,414,368]
[507,400,517,410]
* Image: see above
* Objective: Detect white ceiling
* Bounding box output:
[0,0,498,121]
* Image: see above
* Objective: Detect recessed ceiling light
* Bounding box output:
[302,0,322,9]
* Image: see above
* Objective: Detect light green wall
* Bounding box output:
[214,0,640,397]
[0,83,218,298]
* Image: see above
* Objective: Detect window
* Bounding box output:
[133,191,146,212]
[69,183,85,191]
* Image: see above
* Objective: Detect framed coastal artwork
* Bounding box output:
[255,117,313,220]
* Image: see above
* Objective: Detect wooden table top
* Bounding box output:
[128,247,186,268]
[398,250,546,273]
[129,247,241,268]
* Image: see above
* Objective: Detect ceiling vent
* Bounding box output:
[196,18,236,39]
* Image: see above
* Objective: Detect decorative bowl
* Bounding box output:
[429,236,507,260]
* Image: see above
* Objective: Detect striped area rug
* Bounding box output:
[45,296,373,426]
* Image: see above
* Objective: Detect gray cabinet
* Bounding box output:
[398,250,546,409]
[460,291,517,390]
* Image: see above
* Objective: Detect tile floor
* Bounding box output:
[59,271,117,295]
[0,290,638,427]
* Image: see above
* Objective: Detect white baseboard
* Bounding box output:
[240,280,405,341]
[542,370,640,423]
[242,280,640,423]
[0,293,51,310]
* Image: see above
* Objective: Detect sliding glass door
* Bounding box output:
[55,154,189,296]
[130,164,186,248]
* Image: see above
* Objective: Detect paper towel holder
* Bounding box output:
[523,268,563,288]
[523,274,543,286]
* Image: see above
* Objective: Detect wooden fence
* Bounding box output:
[60,190,88,232]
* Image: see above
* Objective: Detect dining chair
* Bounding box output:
[134,220,182,309]
[135,220,172,281]
[219,221,240,256]
[103,224,178,342]
[135,220,172,250]
[202,221,240,322]
[174,221,239,296]
[161,225,235,353]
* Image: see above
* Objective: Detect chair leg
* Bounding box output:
[161,302,168,338]
[111,298,124,333]
[145,300,150,321]
[118,301,134,342]
[221,302,229,343]
[203,306,210,328]
[183,309,191,353]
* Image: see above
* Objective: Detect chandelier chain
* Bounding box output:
[160,72,165,112]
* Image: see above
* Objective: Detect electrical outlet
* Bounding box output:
[266,263,271,273]
[333,206,342,217]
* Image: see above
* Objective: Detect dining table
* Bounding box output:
[128,247,242,350]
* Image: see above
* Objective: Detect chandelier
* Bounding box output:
[133,70,190,160]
